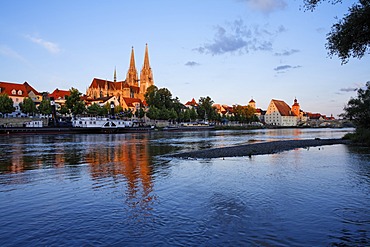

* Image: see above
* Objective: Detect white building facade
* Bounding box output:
[265,99,298,126]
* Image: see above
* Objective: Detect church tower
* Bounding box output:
[139,44,154,100]
[291,98,300,116]
[126,47,139,87]
[248,98,256,109]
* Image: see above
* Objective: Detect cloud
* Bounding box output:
[0,44,28,63]
[339,87,357,92]
[316,27,326,34]
[274,49,300,56]
[238,0,287,14]
[194,19,285,55]
[185,61,200,67]
[274,64,301,71]
[26,35,60,54]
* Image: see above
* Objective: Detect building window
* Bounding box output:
[18,90,23,95]
[12,89,16,95]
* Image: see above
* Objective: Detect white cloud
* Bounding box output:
[274,49,300,56]
[0,44,28,63]
[26,35,60,54]
[339,87,357,92]
[185,61,200,66]
[274,64,301,72]
[194,19,284,55]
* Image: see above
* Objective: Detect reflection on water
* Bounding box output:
[0,128,369,246]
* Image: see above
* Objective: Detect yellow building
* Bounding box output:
[86,44,154,110]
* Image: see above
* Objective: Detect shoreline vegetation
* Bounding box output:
[169,138,351,159]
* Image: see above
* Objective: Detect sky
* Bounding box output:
[1,0,369,117]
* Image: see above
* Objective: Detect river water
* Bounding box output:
[0,128,369,246]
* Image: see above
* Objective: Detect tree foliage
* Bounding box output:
[144,85,186,121]
[197,96,217,121]
[0,94,15,115]
[38,99,52,115]
[65,88,85,115]
[304,0,370,63]
[86,103,107,116]
[342,81,370,129]
[144,85,174,110]
[135,107,145,119]
[146,106,159,120]
[232,105,258,123]
[19,97,37,116]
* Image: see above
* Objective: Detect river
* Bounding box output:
[0,128,369,246]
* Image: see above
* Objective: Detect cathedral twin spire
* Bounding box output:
[110,44,154,100]
[126,46,139,87]
[122,44,153,89]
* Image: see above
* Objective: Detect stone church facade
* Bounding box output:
[86,44,154,108]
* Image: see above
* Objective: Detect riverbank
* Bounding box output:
[170,138,351,159]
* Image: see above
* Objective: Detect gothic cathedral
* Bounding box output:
[86,44,154,106]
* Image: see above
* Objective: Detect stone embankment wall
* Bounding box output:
[0,117,48,127]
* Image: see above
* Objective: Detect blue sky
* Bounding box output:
[1,0,368,116]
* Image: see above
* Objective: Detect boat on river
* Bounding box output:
[1,118,213,135]
[72,117,132,133]
[163,122,215,131]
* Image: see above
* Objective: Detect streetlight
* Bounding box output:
[110,101,115,118]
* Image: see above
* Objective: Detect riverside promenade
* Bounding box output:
[170,138,350,159]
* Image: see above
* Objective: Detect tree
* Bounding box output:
[38,99,52,115]
[172,97,185,117]
[197,96,217,121]
[233,105,257,123]
[121,108,133,118]
[65,88,85,116]
[86,103,105,115]
[304,0,370,64]
[0,94,15,115]
[19,97,37,116]
[146,106,159,120]
[144,85,160,108]
[342,81,370,129]
[157,88,173,109]
[189,108,198,121]
[135,107,145,119]
[183,109,190,122]
[144,85,174,110]
[158,108,170,120]
[168,108,178,122]
[59,105,70,115]
[115,105,123,114]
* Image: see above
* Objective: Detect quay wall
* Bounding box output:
[0,117,48,127]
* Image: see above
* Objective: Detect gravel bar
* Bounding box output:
[170,138,350,159]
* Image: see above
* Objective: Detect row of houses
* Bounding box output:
[0,81,145,115]
[211,98,335,127]
[1,80,334,127]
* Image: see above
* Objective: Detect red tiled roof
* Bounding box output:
[0,81,29,97]
[272,99,295,116]
[49,88,70,100]
[123,97,142,107]
[90,78,116,90]
[185,98,198,106]
[306,113,322,119]
[23,81,41,96]
[89,78,139,92]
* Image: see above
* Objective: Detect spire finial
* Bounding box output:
[143,43,150,69]
[127,46,138,86]
[114,66,117,82]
